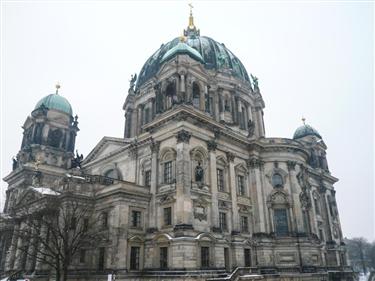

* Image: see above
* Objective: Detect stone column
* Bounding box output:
[149,98,155,120]
[149,141,160,231]
[259,109,265,137]
[175,130,193,226]
[207,140,219,229]
[131,108,138,137]
[323,192,334,241]
[247,105,253,121]
[227,152,239,232]
[219,89,225,121]
[199,84,206,111]
[4,222,20,271]
[287,161,305,233]
[179,72,186,102]
[244,106,249,131]
[212,87,220,122]
[124,110,132,138]
[13,221,26,270]
[236,98,241,126]
[25,221,40,272]
[186,76,192,104]
[248,158,266,233]
[231,95,237,123]
[35,222,47,271]
[137,104,144,135]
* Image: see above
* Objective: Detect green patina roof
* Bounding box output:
[161,42,204,64]
[34,94,73,116]
[136,35,251,89]
[293,124,322,139]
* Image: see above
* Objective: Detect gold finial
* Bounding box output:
[302,117,306,125]
[55,83,61,95]
[188,3,195,29]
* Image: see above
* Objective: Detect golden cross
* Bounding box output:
[189,3,193,15]
[55,82,61,95]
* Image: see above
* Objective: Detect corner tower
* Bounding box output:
[17,85,79,169]
[3,85,79,212]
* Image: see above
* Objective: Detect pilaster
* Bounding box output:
[207,140,219,229]
[287,161,305,233]
[247,158,266,233]
[13,221,26,270]
[4,222,19,271]
[227,152,239,233]
[149,140,160,231]
[175,130,193,227]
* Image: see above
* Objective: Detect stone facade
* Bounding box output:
[0,14,353,281]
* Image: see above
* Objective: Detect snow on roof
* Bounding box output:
[30,186,60,196]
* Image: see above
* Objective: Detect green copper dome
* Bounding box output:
[136,34,251,89]
[161,42,204,64]
[34,94,73,116]
[293,124,322,139]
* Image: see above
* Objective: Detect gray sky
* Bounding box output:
[1,1,374,241]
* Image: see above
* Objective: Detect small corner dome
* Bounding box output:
[34,94,73,116]
[293,124,322,140]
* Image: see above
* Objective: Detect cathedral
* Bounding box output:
[0,10,354,281]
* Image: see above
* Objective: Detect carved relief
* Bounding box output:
[287,160,296,171]
[206,140,217,152]
[218,200,229,209]
[226,152,235,162]
[159,194,175,205]
[176,130,191,143]
[246,157,264,169]
[150,139,160,153]
[238,204,251,214]
[193,197,209,221]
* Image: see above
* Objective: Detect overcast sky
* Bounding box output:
[1,1,374,241]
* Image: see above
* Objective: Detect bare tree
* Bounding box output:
[11,191,104,281]
[345,237,373,274]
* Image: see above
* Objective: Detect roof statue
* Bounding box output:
[251,74,259,91]
[129,73,137,91]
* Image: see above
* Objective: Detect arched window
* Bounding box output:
[224,99,230,112]
[144,107,150,124]
[104,169,120,180]
[166,83,175,97]
[165,82,176,109]
[159,148,176,185]
[272,173,284,188]
[313,193,321,215]
[47,129,63,148]
[192,83,200,108]
[274,209,289,236]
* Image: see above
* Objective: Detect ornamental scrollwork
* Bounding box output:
[246,157,264,169]
[176,130,191,144]
[206,140,217,152]
[150,138,160,153]
[287,160,297,171]
[226,152,235,162]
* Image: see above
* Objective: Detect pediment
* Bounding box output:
[83,137,132,165]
